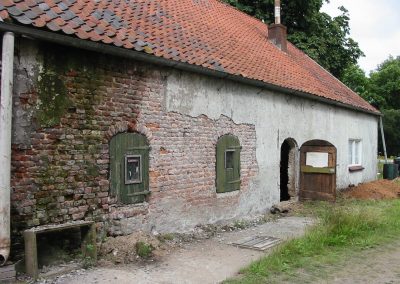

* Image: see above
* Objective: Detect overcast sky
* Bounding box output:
[321,0,400,75]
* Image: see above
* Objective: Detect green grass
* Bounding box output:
[226,199,400,283]
[135,241,153,258]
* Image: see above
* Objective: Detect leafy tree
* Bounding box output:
[223,0,364,79]
[380,109,400,156]
[369,56,400,110]
[341,64,385,108]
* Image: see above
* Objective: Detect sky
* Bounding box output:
[321,0,400,75]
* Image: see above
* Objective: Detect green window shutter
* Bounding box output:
[110,133,150,204]
[216,135,241,193]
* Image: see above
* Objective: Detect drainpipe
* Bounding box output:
[0,31,15,266]
[380,116,388,163]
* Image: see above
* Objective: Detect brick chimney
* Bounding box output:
[268,0,287,52]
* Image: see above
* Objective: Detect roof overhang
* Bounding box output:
[0,22,381,117]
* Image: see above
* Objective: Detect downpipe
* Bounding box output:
[0,31,15,266]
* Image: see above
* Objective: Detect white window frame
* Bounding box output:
[348,139,362,166]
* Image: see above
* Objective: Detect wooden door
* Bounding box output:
[110,133,150,204]
[299,142,336,201]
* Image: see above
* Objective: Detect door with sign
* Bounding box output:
[299,140,336,201]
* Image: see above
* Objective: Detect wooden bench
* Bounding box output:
[23,221,97,279]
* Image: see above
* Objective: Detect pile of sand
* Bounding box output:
[342,179,400,200]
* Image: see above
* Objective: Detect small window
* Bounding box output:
[225,150,235,169]
[110,133,150,204]
[216,135,241,193]
[125,155,142,184]
[348,139,362,166]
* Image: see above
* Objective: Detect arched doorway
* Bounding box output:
[299,140,337,201]
[280,138,298,201]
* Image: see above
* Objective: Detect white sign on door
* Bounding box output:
[306,152,329,168]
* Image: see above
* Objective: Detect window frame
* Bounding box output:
[348,139,362,167]
[225,149,235,169]
[124,154,143,185]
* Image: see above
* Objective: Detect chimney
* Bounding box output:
[268,0,287,52]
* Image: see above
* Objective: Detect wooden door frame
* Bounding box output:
[299,140,337,202]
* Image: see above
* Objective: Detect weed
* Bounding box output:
[233,220,249,230]
[81,244,96,268]
[135,241,153,258]
[157,233,175,242]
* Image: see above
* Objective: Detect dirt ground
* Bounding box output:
[342,179,400,200]
[34,216,314,284]
[272,239,400,284]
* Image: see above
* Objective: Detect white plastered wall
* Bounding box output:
[165,70,379,205]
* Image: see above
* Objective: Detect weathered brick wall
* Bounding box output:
[10,39,258,256]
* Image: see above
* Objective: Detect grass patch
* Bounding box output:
[226,199,400,283]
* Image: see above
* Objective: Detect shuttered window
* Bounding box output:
[216,135,241,193]
[110,133,150,204]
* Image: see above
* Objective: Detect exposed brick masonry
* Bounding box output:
[9,40,258,257]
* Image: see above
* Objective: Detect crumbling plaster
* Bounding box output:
[8,38,378,242]
[165,70,379,202]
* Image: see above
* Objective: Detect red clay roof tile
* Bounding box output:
[0,0,378,114]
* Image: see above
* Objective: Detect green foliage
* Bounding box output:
[342,64,386,108]
[380,109,400,156]
[157,233,175,242]
[225,199,400,283]
[340,57,400,156]
[135,241,153,258]
[369,56,400,109]
[223,0,363,79]
[81,244,96,268]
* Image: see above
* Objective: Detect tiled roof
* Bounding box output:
[0,0,378,113]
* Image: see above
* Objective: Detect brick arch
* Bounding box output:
[105,121,152,142]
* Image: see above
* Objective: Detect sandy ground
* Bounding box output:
[50,216,313,284]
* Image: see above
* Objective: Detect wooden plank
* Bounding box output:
[233,236,281,251]
[301,165,335,174]
[81,223,97,264]
[24,221,94,234]
[24,230,38,279]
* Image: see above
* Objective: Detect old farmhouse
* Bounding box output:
[0,0,379,266]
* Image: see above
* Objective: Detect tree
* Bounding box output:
[223,0,364,79]
[380,109,400,156]
[369,56,400,110]
[341,64,385,109]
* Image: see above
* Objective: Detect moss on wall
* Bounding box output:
[36,67,71,127]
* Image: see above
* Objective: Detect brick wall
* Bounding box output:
[9,39,258,256]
